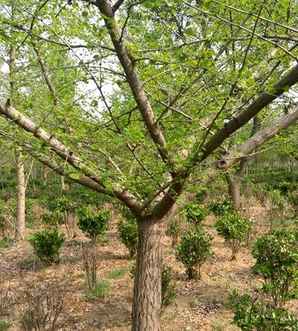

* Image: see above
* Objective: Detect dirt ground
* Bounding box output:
[0,212,297,331]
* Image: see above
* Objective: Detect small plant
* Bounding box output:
[118,217,138,258]
[229,290,298,331]
[82,244,97,291]
[107,268,127,280]
[86,280,110,300]
[209,199,233,216]
[161,265,176,308]
[28,229,65,264]
[184,203,207,226]
[166,218,180,247]
[20,284,64,331]
[215,213,251,260]
[78,208,110,244]
[176,227,212,280]
[252,229,298,307]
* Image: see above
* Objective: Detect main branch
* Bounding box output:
[186,63,298,169]
[0,103,143,215]
[95,0,174,171]
[218,107,298,169]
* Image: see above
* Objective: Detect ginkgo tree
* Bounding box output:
[0,0,298,330]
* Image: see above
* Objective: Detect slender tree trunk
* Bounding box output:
[43,165,49,182]
[15,151,26,240]
[227,175,241,210]
[9,24,26,241]
[132,219,162,331]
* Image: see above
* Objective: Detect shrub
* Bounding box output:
[161,265,176,307]
[184,203,207,226]
[78,208,110,244]
[252,229,298,307]
[194,187,207,203]
[176,227,212,280]
[166,218,180,247]
[229,291,298,331]
[215,213,251,260]
[20,284,64,331]
[209,199,233,216]
[118,217,138,258]
[28,229,65,264]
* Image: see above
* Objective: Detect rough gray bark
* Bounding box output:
[132,220,162,331]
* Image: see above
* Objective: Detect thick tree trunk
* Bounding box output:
[15,151,26,240]
[132,219,162,331]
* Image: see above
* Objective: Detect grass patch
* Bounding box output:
[86,280,110,300]
[107,267,127,280]
[0,320,11,331]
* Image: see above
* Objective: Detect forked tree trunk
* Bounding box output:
[132,219,162,331]
[15,151,26,240]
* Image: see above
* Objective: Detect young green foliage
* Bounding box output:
[28,229,65,264]
[176,226,212,280]
[208,199,233,216]
[229,291,298,331]
[184,203,207,227]
[118,216,138,258]
[78,208,110,244]
[252,229,298,307]
[215,213,251,260]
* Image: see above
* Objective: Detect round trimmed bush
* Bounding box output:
[209,199,233,216]
[78,208,110,243]
[29,229,65,264]
[215,212,251,260]
[252,229,298,307]
[176,227,212,280]
[184,203,207,226]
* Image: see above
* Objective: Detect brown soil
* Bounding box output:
[0,214,297,331]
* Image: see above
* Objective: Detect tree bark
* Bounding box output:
[15,151,26,240]
[132,219,162,331]
[227,175,241,210]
